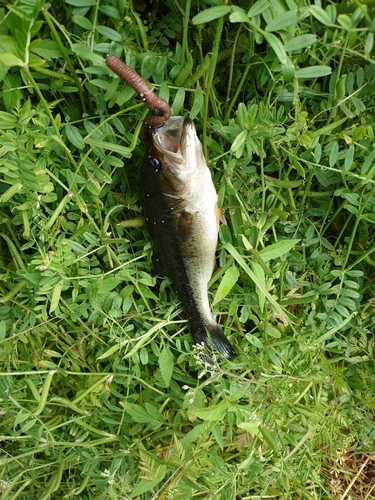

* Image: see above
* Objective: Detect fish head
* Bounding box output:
[143,116,207,195]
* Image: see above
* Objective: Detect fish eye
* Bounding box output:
[149,157,161,172]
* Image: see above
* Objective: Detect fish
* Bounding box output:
[105,55,236,359]
[141,116,237,360]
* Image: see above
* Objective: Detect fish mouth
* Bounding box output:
[152,117,201,172]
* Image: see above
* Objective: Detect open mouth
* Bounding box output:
[153,117,195,161]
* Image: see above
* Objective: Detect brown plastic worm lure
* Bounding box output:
[106,54,171,127]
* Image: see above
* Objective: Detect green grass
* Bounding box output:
[1,0,375,498]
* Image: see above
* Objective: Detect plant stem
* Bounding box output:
[182,0,191,62]
[41,6,86,114]
[203,15,224,158]
[342,182,375,271]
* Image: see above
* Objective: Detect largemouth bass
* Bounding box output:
[141,116,236,360]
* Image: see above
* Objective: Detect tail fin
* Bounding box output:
[206,323,237,360]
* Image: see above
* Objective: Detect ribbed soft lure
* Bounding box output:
[106,54,171,127]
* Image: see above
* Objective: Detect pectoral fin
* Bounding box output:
[215,204,221,226]
[216,204,228,226]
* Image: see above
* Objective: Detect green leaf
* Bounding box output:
[0,110,18,126]
[107,321,170,361]
[344,145,354,170]
[337,14,352,31]
[263,32,288,64]
[352,125,366,141]
[231,130,248,153]
[252,262,265,312]
[238,421,261,435]
[296,66,332,79]
[351,97,366,113]
[314,142,322,163]
[2,76,21,114]
[248,0,270,18]
[293,159,305,177]
[67,240,87,255]
[98,5,120,18]
[73,15,93,30]
[346,204,359,215]
[212,424,224,451]
[258,239,299,261]
[212,264,240,306]
[190,89,204,119]
[0,320,6,341]
[174,53,194,86]
[310,117,347,139]
[0,53,23,67]
[71,44,103,64]
[141,55,157,80]
[263,324,281,338]
[190,400,228,421]
[265,9,299,32]
[96,277,122,294]
[329,141,339,167]
[182,424,206,445]
[343,192,359,206]
[84,138,132,157]
[130,466,167,498]
[96,25,122,41]
[65,123,85,149]
[83,232,101,246]
[365,32,374,59]
[7,4,32,19]
[192,6,231,25]
[259,426,279,452]
[50,279,63,313]
[284,34,317,52]
[66,0,96,5]
[361,150,375,175]
[125,403,163,425]
[171,87,185,115]
[281,56,295,83]
[362,213,375,224]
[245,333,264,349]
[0,182,23,203]
[21,418,37,433]
[308,5,333,26]
[236,102,247,128]
[159,347,174,387]
[229,7,250,24]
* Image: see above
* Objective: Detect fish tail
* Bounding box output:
[205,323,237,360]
